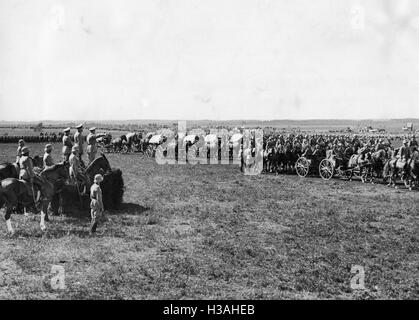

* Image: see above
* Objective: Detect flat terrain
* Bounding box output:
[0,143,418,299]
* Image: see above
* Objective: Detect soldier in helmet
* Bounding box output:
[19,147,35,183]
[69,146,81,184]
[86,127,106,164]
[90,173,104,234]
[43,144,54,169]
[62,127,73,161]
[16,139,25,164]
[399,139,411,162]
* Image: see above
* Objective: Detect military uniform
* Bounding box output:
[16,144,24,163]
[43,152,54,168]
[19,155,35,182]
[74,130,85,158]
[90,175,104,234]
[62,133,73,161]
[69,152,81,183]
[86,128,104,163]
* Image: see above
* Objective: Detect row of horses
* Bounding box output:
[0,154,112,235]
[263,146,419,190]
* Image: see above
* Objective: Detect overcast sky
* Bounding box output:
[1,0,419,121]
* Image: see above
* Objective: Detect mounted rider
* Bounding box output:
[398,139,411,163]
[409,135,418,151]
[62,127,73,161]
[43,144,54,169]
[16,139,25,164]
[19,147,35,183]
[86,127,106,163]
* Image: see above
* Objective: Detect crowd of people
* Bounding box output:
[9,124,108,234]
[262,131,418,187]
[0,131,65,143]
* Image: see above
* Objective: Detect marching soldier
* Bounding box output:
[62,127,73,161]
[16,139,25,164]
[86,127,106,163]
[74,124,85,162]
[43,144,54,168]
[90,173,104,234]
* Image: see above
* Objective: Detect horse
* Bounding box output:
[97,133,113,152]
[111,135,127,153]
[386,154,410,189]
[82,153,112,193]
[407,157,419,191]
[0,163,18,180]
[364,149,388,184]
[242,147,256,173]
[0,162,69,235]
[404,150,419,190]
[0,156,43,181]
[348,152,371,182]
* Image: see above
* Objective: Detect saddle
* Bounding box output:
[394,158,407,170]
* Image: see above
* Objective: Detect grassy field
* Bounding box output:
[0,143,418,299]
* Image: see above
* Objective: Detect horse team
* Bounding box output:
[263,132,419,190]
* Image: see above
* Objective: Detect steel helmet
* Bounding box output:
[94,174,103,183]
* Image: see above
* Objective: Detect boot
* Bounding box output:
[90,220,97,234]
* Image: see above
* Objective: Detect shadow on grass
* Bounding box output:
[110,202,150,215]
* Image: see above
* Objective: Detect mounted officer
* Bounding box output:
[43,144,54,169]
[16,139,25,164]
[86,127,106,163]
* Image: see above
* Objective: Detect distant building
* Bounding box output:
[402,123,413,132]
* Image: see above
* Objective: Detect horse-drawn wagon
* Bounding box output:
[295,148,377,182]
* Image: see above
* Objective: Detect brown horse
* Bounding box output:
[0,156,43,181]
[0,162,69,235]
[82,153,112,193]
[405,150,419,190]
[364,149,389,184]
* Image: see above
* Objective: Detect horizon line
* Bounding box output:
[1,117,419,123]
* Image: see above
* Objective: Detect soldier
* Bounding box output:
[409,135,418,151]
[86,127,106,163]
[62,127,73,161]
[19,147,35,182]
[399,139,411,162]
[19,147,38,214]
[74,124,85,162]
[69,146,81,184]
[16,139,25,164]
[43,144,54,168]
[90,173,104,234]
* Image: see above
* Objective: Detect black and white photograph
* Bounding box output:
[0,0,418,304]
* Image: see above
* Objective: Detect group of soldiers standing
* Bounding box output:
[14,124,106,234]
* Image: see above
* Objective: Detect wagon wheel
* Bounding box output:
[319,159,334,180]
[295,157,309,177]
